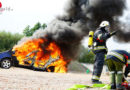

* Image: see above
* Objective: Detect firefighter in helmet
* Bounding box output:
[91,21,116,84]
[105,50,130,90]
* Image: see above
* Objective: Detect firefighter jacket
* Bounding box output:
[106,50,130,64]
[93,27,111,54]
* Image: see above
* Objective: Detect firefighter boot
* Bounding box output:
[116,72,125,90]
[91,79,102,84]
[91,75,102,84]
[110,71,116,89]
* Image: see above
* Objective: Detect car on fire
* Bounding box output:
[0,49,59,72]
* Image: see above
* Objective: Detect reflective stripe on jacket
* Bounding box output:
[107,51,124,62]
[106,50,129,64]
[93,46,107,50]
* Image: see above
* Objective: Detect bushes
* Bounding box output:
[78,46,95,64]
[0,31,23,52]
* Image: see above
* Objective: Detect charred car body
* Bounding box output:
[0,49,59,72]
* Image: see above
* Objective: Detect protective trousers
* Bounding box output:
[106,59,124,89]
[92,52,105,80]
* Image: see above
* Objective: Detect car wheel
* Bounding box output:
[1,59,12,69]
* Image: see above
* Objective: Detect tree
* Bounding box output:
[30,22,41,32]
[23,22,47,37]
[23,25,31,36]
[42,23,47,29]
[78,46,95,64]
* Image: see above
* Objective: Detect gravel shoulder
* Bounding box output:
[0,67,112,90]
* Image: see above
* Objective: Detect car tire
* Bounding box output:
[1,59,12,69]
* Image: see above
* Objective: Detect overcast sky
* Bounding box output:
[0,0,67,33]
[0,0,130,51]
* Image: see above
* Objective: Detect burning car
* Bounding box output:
[12,39,69,73]
[0,38,69,73]
[0,49,59,72]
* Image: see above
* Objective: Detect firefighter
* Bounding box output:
[91,21,116,84]
[105,50,130,90]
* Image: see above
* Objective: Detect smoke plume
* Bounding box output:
[17,0,128,60]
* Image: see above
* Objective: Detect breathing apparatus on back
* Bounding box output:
[88,31,94,48]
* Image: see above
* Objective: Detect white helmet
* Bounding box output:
[99,21,110,27]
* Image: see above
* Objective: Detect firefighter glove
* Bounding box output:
[110,30,117,36]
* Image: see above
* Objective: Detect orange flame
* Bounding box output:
[13,38,69,73]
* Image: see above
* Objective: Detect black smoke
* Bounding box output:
[18,0,128,60]
[59,0,127,38]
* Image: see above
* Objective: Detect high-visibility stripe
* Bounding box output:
[110,71,115,74]
[92,75,100,80]
[117,71,123,74]
[94,46,106,50]
[107,52,124,61]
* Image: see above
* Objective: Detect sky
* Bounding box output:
[0,0,67,33]
[0,0,130,51]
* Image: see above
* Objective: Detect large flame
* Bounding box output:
[13,38,69,73]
